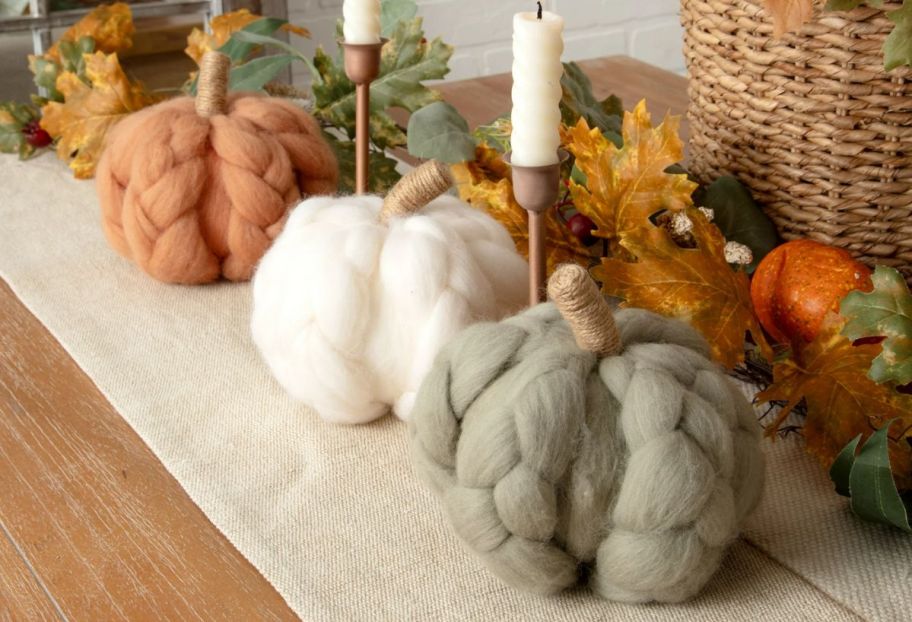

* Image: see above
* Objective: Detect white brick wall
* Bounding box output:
[288,0,683,86]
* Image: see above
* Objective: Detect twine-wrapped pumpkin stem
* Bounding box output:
[547,264,621,357]
[380,160,453,223]
[196,51,231,117]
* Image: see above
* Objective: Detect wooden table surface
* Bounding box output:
[0,56,687,621]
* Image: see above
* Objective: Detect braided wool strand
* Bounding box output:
[96,94,338,284]
[251,193,529,424]
[409,304,765,602]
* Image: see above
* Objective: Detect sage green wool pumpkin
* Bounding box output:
[408,265,765,603]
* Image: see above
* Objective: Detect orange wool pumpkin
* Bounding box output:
[751,239,873,344]
[95,52,338,284]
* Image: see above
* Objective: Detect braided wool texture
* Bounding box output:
[96,93,339,284]
[251,194,529,424]
[409,303,765,603]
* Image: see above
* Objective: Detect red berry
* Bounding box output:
[22,119,52,148]
[567,212,596,246]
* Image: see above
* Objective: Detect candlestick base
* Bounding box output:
[505,151,568,213]
[341,39,388,194]
[505,150,569,305]
[341,39,388,84]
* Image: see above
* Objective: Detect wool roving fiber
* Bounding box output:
[409,264,765,603]
[251,161,529,424]
[95,52,338,284]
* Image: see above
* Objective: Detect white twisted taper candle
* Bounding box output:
[510,4,564,167]
[343,0,381,44]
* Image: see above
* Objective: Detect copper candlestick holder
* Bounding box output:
[341,38,388,195]
[506,150,569,306]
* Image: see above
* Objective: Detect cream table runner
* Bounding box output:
[1,154,909,621]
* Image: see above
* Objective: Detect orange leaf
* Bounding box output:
[757,314,912,489]
[40,52,158,179]
[185,9,311,64]
[453,146,589,276]
[563,100,697,251]
[594,210,772,368]
[763,0,817,37]
[47,2,134,62]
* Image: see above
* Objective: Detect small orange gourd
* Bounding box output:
[96,51,338,284]
[751,239,873,344]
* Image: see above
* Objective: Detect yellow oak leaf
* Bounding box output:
[453,145,590,276]
[764,0,817,37]
[563,100,697,252]
[40,52,158,179]
[594,209,772,368]
[185,9,311,64]
[46,2,134,62]
[758,314,912,489]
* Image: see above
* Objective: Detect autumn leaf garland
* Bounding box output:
[564,104,696,249]
[564,102,771,368]
[41,52,158,179]
[758,314,912,490]
[452,144,590,275]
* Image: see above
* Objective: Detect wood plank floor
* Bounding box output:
[0,57,688,620]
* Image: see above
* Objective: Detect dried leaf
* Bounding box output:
[563,101,697,251]
[758,314,912,489]
[185,9,310,64]
[764,0,817,37]
[40,52,157,179]
[453,145,589,275]
[840,265,912,386]
[46,2,134,62]
[594,210,771,368]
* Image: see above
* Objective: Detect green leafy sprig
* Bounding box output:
[830,420,912,532]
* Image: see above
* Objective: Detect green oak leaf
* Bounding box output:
[473,114,512,152]
[885,1,912,70]
[407,101,475,163]
[694,176,780,272]
[29,56,62,102]
[322,131,401,194]
[830,421,912,532]
[560,61,622,146]
[312,16,452,151]
[29,35,95,103]
[381,0,418,37]
[58,36,95,79]
[840,265,912,385]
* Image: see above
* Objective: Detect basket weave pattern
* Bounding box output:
[682,0,912,279]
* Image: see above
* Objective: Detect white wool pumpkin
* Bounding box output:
[251,161,529,424]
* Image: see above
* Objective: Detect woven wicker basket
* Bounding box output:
[682,0,912,280]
